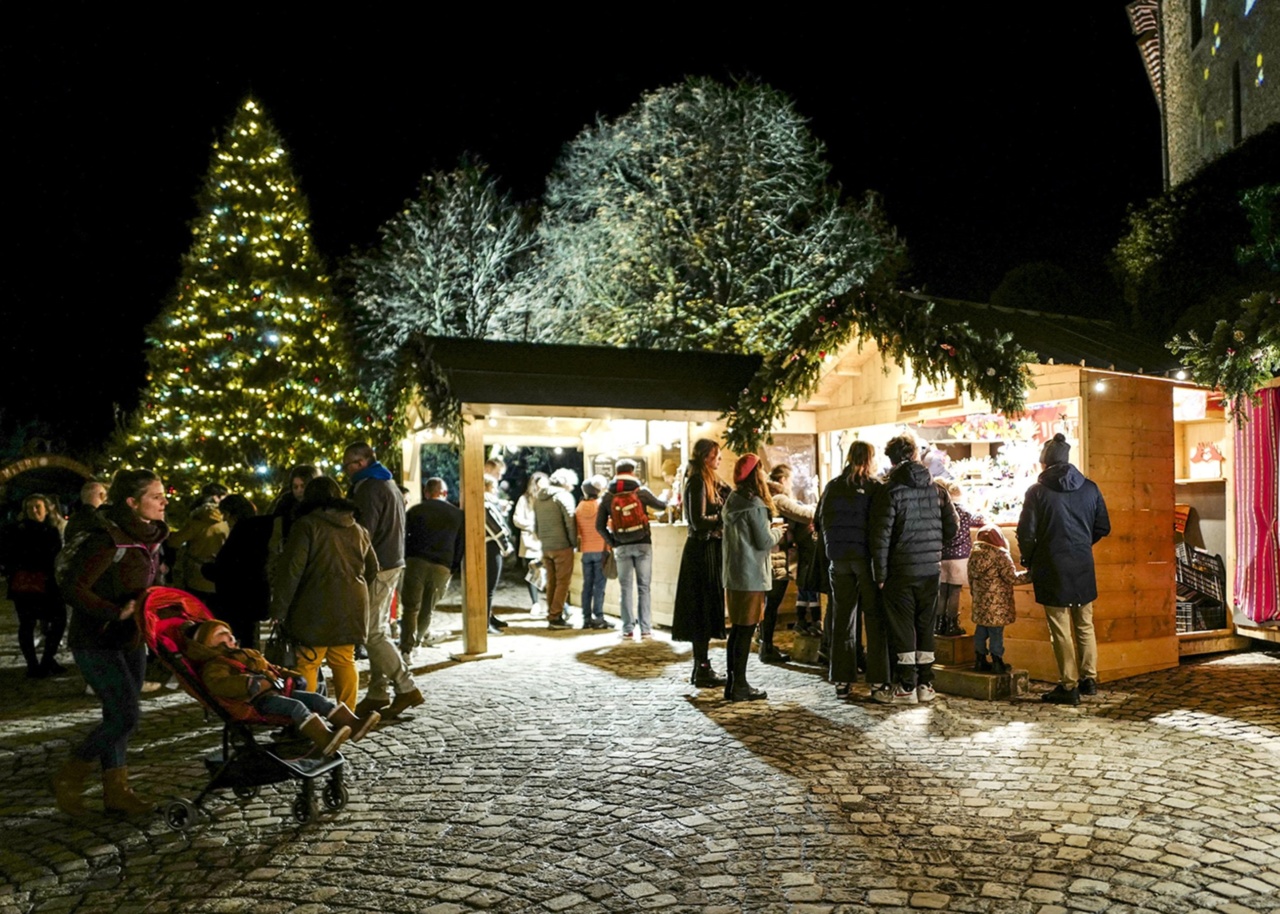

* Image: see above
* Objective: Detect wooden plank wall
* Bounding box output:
[1079,372,1178,680]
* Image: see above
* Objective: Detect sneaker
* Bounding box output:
[620,631,634,642]
[1078,678,1098,696]
[871,685,894,704]
[548,616,573,630]
[891,685,919,705]
[140,681,163,693]
[1041,685,1081,706]
[916,684,937,702]
[401,651,414,667]
[640,632,654,641]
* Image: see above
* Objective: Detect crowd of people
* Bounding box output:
[3,427,1110,818]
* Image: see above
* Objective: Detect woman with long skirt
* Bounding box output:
[671,439,730,687]
[816,441,891,700]
[721,454,785,701]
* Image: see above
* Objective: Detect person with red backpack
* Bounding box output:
[595,459,667,641]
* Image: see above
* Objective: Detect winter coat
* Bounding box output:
[169,503,228,593]
[63,506,168,651]
[271,502,378,647]
[767,482,816,581]
[202,515,274,622]
[533,486,578,552]
[405,498,465,571]
[816,474,882,564]
[1016,464,1111,606]
[0,518,63,599]
[187,637,303,718]
[576,499,607,554]
[721,491,784,593]
[869,460,960,582]
[967,540,1029,627]
[349,461,406,571]
[513,494,542,560]
[595,475,667,547]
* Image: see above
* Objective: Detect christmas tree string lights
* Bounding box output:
[112,97,372,500]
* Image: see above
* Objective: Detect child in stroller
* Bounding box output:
[186,620,380,757]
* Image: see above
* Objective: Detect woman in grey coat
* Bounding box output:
[721,454,784,702]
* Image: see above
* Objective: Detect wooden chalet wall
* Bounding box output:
[805,353,1181,685]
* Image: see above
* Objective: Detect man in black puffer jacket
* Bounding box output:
[1017,433,1110,706]
[870,435,959,704]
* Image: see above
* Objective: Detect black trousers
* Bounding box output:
[829,558,886,685]
[882,573,940,689]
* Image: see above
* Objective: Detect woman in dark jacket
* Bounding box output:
[203,494,274,650]
[816,442,887,700]
[52,469,168,817]
[671,439,731,687]
[1,494,67,678]
[270,476,378,709]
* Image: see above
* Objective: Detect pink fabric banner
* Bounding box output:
[1233,387,1280,624]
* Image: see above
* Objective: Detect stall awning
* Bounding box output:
[411,336,763,415]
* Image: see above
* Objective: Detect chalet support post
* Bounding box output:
[459,415,489,655]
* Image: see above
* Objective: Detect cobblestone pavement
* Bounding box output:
[1,590,1278,914]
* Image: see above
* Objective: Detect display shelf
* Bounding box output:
[1175,477,1227,485]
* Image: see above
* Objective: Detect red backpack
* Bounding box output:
[609,482,650,539]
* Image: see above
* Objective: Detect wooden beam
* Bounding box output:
[458,417,489,656]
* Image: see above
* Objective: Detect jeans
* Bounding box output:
[486,541,503,613]
[73,646,146,769]
[364,567,415,703]
[580,552,607,622]
[256,689,336,726]
[974,625,1005,658]
[614,543,653,635]
[400,558,451,652]
[14,595,66,671]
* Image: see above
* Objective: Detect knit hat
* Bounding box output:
[582,475,607,498]
[192,620,232,646]
[733,454,760,484]
[1040,433,1071,466]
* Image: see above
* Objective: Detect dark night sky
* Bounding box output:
[2,9,1163,452]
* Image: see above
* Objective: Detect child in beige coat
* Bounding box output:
[967,525,1030,673]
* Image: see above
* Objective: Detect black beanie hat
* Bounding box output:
[1041,433,1071,466]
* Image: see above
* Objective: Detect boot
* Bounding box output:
[354,694,390,717]
[102,767,155,817]
[329,702,381,741]
[383,687,425,720]
[692,663,727,688]
[975,653,992,672]
[52,758,94,817]
[758,641,790,664]
[945,612,966,637]
[300,713,350,758]
[728,625,767,701]
[991,656,1008,675]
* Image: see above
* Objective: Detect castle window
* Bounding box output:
[1245,0,1256,14]
[1258,53,1266,88]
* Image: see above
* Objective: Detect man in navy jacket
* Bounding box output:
[1017,433,1111,706]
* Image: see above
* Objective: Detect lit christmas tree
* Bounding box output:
[114,97,373,501]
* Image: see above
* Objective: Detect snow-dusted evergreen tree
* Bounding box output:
[537,77,899,354]
[113,98,374,501]
[348,159,536,403]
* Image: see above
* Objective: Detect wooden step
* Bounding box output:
[934,634,975,666]
[933,663,1029,701]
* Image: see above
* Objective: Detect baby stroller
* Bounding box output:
[141,586,349,828]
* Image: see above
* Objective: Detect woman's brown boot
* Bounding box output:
[52,758,94,817]
[102,767,155,817]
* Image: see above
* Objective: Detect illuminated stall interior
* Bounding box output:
[789,298,1253,684]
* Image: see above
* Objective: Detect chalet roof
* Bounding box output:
[412,336,763,414]
[910,294,1182,375]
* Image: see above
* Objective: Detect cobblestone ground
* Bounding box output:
[1,587,1278,914]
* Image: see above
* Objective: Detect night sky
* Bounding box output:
[2,9,1162,453]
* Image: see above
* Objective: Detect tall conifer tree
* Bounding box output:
[115,98,372,500]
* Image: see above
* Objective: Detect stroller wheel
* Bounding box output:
[322,782,349,811]
[165,798,196,831]
[233,785,259,801]
[292,795,316,824]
